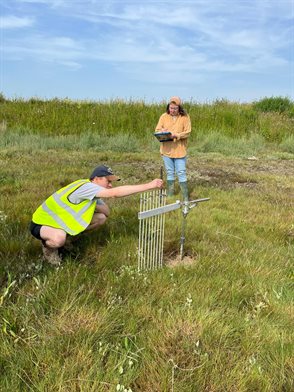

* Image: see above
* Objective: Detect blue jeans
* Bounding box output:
[162,156,187,182]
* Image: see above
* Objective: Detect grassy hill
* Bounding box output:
[0,97,293,391]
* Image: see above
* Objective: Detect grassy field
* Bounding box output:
[0,98,293,391]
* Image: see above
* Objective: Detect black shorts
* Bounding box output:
[30,221,43,240]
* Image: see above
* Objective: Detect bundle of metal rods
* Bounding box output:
[138,190,167,270]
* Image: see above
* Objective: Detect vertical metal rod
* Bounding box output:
[154,191,158,269]
[151,191,155,269]
[142,194,147,269]
[151,191,156,269]
[139,193,147,271]
[157,193,162,268]
[180,215,187,260]
[138,194,142,270]
[158,165,164,269]
[150,192,154,269]
[155,190,161,268]
[139,193,145,271]
[142,194,146,270]
[157,165,165,268]
[144,194,149,268]
[147,192,152,269]
[160,192,166,267]
[155,191,160,268]
[146,193,150,269]
[157,190,162,268]
[143,193,148,270]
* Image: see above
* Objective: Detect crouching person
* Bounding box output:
[30,165,163,265]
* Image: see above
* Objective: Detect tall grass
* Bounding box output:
[1,96,293,142]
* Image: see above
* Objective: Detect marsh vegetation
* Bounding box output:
[0,96,293,391]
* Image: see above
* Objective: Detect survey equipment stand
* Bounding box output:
[138,194,209,269]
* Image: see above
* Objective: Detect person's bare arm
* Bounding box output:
[96,179,163,198]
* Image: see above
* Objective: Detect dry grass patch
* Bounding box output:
[51,306,105,335]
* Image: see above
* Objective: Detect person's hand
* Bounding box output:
[149,179,163,189]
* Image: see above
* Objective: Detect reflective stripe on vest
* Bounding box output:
[32,179,97,235]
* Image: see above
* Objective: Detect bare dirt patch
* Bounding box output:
[187,156,294,190]
[165,251,198,268]
[119,156,294,191]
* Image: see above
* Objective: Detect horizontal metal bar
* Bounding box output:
[138,201,181,220]
[138,198,210,220]
[189,198,210,203]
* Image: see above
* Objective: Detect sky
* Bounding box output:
[1,0,293,103]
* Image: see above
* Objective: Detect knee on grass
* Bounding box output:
[46,232,66,248]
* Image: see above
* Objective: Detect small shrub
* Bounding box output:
[253,96,293,114]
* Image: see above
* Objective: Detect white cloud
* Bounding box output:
[2,0,293,86]
[56,1,293,64]
[3,34,84,68]
[0,15,34,29]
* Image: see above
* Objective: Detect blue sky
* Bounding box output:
[1,0,293,103]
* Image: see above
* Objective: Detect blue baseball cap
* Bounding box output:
[90,165,120,181]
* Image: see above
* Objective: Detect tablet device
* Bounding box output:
[154,131,173,142]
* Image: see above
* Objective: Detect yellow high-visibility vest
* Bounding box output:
[32,179,97,235]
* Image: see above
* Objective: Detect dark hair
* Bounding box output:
[166,103,187,116]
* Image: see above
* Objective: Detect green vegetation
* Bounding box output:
[1,95,294,142]
[0,97,293,391]
[253,96,294,114]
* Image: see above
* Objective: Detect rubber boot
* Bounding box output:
[167,180,175,197]
[179,181,189,201]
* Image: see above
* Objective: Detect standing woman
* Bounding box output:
[155,96,191,200]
